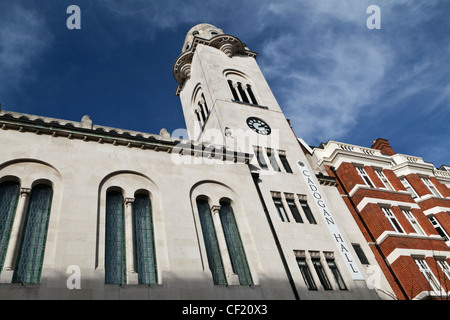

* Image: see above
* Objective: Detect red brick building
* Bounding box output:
[313,138,450,300]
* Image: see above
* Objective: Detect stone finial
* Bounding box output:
[81,115,93,129]
[160,128,170,139]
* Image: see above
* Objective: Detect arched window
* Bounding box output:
[196,198,227,285]
[13,184,53,284]
[133,194,157,285]
[225,71,259,105]
[219,201,253,285]
[0,181,20,272]
[192,87,210,129]
[105,191,126,284]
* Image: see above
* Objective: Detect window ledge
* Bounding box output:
[231,100,268,109]
[376,230,443,245]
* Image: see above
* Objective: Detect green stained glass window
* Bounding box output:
[134,194,157,285]
[13,184,53,284]
[0,181,20,272]
[219,202,253,285]
[105,191,126,284]
[197,199,226,285]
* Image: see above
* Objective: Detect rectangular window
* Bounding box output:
[352,243,370,265]
[312,258,333,290]
[381,207,404,233]
[375,169,394,191]
[254,147,268,170]
[429,216,450,241]
[300,200,316,224]
[296,258,317,290]
[286,199,303,223]
[266,149,281,172]
[437,260,450,281]
[421,177,442,198]
[279,154,293,173]
[273,198,290,222]
[327,259,347,290]
[355,166,374,188]
[401,209,425,235]
[401,178,418,199]
[414,258,443,294]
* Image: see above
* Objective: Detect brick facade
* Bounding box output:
[317,139,450,300]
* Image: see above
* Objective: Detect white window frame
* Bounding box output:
[400,178,418,199]
[414,258,443,294]
[375,169,394,191]
[437,260,450,281]
[401,209,425,235]
[421,177,442,198]
[381,207,405,233]
[429,216,450,241]
[355,166,375,188]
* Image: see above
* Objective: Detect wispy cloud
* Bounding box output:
[253,0,449,151]
[0,3,53,93]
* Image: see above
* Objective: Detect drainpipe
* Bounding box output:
[251,172,300,300]
[330,166,409,300]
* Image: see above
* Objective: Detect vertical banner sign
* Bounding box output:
[297,161,364,280]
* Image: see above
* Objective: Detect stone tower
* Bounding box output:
[173,24,374,298]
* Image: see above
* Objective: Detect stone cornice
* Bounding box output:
[0,110,252,165]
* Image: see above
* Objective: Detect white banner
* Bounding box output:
[297,161,364,281]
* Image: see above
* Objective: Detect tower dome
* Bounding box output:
[182,23,224,52]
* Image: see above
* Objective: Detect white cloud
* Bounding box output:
[0,4,53,92]
[256,4,390,142]
[253,0,449,148]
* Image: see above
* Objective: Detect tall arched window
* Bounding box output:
[133,193,157,285]
[196,198,227,285]
[225,71,259,105]
[105,191,126,284]
[13,184,53,284]
[219,201,253,285]
[0,181,20,272]
[192,87,210,129]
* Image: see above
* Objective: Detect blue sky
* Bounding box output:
[1,1,449,167]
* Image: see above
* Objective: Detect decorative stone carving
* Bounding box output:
[294,250,306,258]
[211,205,221,215]
[309,251,320,259]
[284,193,295,200]
[270,191,281,199]
[180,63,191,79]
[220,43,235,58]
[20,188,31,198]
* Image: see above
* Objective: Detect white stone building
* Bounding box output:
[0,24,392,299]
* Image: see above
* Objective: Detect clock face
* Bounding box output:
[246,117,271,135]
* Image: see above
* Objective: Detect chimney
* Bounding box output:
[371,138,395,156]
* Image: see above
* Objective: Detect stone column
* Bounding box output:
[0,188,31,283]
[242,85,251,103]
[210,205,239,285]
[233,83,243,102]
[125,197,138,284]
